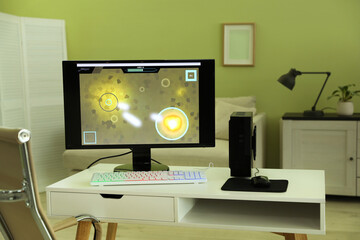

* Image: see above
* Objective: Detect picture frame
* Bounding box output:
[223,23,255,66]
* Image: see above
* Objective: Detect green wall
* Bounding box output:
[2,0,360,167]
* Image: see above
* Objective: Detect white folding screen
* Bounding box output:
[0,13,27,128]
[0,12,68,191]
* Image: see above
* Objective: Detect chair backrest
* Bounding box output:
[0,128,56,240]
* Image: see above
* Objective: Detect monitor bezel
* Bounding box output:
[62,59,215,150]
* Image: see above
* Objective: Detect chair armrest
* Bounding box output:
[0,188,27,202]
[53,215,102,240]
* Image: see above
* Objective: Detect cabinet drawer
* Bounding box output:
[358,178,360,196]
[49,192,174,222]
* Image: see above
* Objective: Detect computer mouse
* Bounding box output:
[251,175,271,188]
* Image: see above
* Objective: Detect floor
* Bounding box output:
[5,194,357,240]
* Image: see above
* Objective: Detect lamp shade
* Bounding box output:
[277,68,301,90]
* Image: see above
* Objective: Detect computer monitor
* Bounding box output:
[62,59,215,171]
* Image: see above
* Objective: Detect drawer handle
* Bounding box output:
[100,194,124,199]
[349,157,354,161]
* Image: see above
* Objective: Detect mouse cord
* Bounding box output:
[192,162,215,172]
[254,168,260,177]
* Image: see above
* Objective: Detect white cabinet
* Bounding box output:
[280,113,359,196]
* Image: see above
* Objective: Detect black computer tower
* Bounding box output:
[229,112,255,177]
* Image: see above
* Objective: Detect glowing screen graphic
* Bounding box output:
[79,66,199,145]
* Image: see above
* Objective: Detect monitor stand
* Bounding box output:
[113,147,169,172]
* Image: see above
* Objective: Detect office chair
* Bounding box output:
[0,127,102,240]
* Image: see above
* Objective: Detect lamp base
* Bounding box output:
[303,110,324,117]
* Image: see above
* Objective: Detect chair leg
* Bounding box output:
[106,222,118,240]
[75,221,92,240]
[53,217,78,232]
[93,222,102,240]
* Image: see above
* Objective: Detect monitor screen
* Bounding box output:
[62,59,215,171]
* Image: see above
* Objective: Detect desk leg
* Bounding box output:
[274,232,308,240]
[75,221,92,240]
[106,222,118,240]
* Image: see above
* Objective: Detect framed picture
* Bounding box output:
[223,23,255,66]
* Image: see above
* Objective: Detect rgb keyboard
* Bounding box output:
[90,170,207,186]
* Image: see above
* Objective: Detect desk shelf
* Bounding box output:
[177,198,323,235]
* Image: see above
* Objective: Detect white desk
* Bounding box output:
[46,164,325,240]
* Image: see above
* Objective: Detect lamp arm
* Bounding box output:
[301,72,331,111]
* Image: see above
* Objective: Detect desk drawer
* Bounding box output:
[49,192,174,222]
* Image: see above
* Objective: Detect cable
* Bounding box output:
[86,151,133,169]
[92,221,97,240]
[254,168,260,177]
[150,158,162,165]
[86,151,165,169]
[192,162,215,171]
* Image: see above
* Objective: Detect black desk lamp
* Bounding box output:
[278,68,331,117]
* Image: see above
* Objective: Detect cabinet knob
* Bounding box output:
[349,157,354,161]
